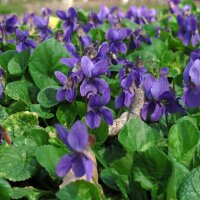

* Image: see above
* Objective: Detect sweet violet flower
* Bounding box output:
[177,14,200,46]
[80,56,109,98]
[182,59,200,108]
[55,121,93,181]
[34,16,53,41]
[141,74,183,122]
[55,71,77,102]
[106,28,128,54]
[86,91,113,128]
[15,28,37,52]
[56,7,77,31]
[126,6,156,24]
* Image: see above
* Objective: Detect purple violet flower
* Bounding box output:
[80,56,109,98]
[182,59,200,108]
[55,121,93,181]
[106,28,128,54]
[15,28,37,52]
[141,74,183,122]
[34,16,53,41]
[55,71,78,102]
[56,7,77,31]
[86,91,113,128]
[177,14,200,46]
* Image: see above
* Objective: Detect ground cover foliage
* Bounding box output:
[0,0,200,199]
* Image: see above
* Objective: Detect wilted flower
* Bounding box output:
[55,121,93,181]
[15,28,37,52]
[86,91,113,128]
[182,59,200,108]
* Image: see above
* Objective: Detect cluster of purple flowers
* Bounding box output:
[167,1,200,47]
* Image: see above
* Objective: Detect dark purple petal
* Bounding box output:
[72,154,85,178]
[68,121,88,152]
[192,34,200,47]
[124,90,134,107]
[117,42,127,54]
[121,73,133,90]
[150,103,163,122]
[183,61,193,86]
[60,58,75,68]
[56,154,74,177]
[68,7,77,19]
[55,124,69,146]
[88,94,102,108]
[92,59,108,77]
[115,93,125,108]
[100,107,113,125]
[56,10,67,20]
[142,74,155,99]
[81,56,94,78]
[82,155,93,181]
[141,102,150,121]
[56,88,66,101]
[80,79,97,97]
[86,110,101,129]
[93,78,110,94]
[182,87,200,108]
[55,71,67,85]
[65,89,76,102]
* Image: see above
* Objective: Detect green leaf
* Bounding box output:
[5,80,32,105]
[37,86,59,108]
[168,116,200,166]
[90,120,108,148]
[29,38,69,89]
[101,153,132,192]
[30,104,54,119]
[0,106,9,123]
[10,187,53,200]
[166,161,189,200]
[177,166,200,200]
[3,111,39,139]
[132,147,172,199]
[118,117,161,152]
[35,145,66,178]
[7,48,30,75]
[24,128,49,146]
[0,145,37,181]
[56,103,77,127]
[56,180,102,200]
[0,179,11,200]
[0,50,16,72]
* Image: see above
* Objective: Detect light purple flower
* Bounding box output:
[55,121,93,181]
